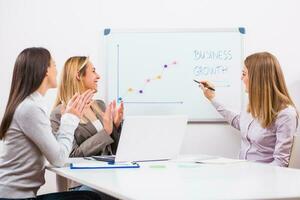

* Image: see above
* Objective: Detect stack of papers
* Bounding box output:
[70,161,140,169]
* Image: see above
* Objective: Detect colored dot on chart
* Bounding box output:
[172,61,177,65]
[164,64,168,68]
[156,75,162,79]
[128,88,133,92]
[139,90,143,94]
[118,97,122,101]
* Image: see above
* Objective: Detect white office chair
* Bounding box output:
[288,135,300,169]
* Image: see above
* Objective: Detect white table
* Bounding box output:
[47,155,300,199]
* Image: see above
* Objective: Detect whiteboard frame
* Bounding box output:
[103,28,245,122]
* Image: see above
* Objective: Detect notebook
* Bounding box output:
[70,161,140,169]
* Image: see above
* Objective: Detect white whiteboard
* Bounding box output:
[105,28,245,121]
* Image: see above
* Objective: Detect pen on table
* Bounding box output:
[193,80,215,91]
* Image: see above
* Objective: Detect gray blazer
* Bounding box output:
[50,100,122,157]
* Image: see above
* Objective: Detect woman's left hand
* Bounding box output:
[112,100,124,128]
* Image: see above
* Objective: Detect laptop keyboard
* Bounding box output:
[92,155,116,162]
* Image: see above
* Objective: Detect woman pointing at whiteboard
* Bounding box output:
[198,52,298,167]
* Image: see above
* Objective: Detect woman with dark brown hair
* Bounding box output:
[199,52,298,167]
[0,47,100,199]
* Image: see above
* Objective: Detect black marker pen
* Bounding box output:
[193,80,215,91]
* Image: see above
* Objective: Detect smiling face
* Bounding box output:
[47,58,57,89]
[82,61,100,92]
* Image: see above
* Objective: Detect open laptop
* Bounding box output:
[92,115,188,163]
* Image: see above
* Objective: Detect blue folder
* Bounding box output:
[70,161,140,169]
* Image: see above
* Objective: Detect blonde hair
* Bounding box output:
[54,56,89,107]
[54,56,101,123]
[245,52,297,128]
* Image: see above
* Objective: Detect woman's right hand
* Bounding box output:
[101,103,113,135]
[198,80,215,101]
[65,89,95,118]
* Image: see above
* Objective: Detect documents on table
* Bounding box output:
[70,161,140,169]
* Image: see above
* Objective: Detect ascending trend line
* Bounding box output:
[116,45,183,104]
[118,61,181,103]
[119,61,177,99]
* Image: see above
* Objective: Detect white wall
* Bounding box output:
[1,0,300,194]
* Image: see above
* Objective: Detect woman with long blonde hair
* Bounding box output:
[50,56,123,193]
[198,52,298,167]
